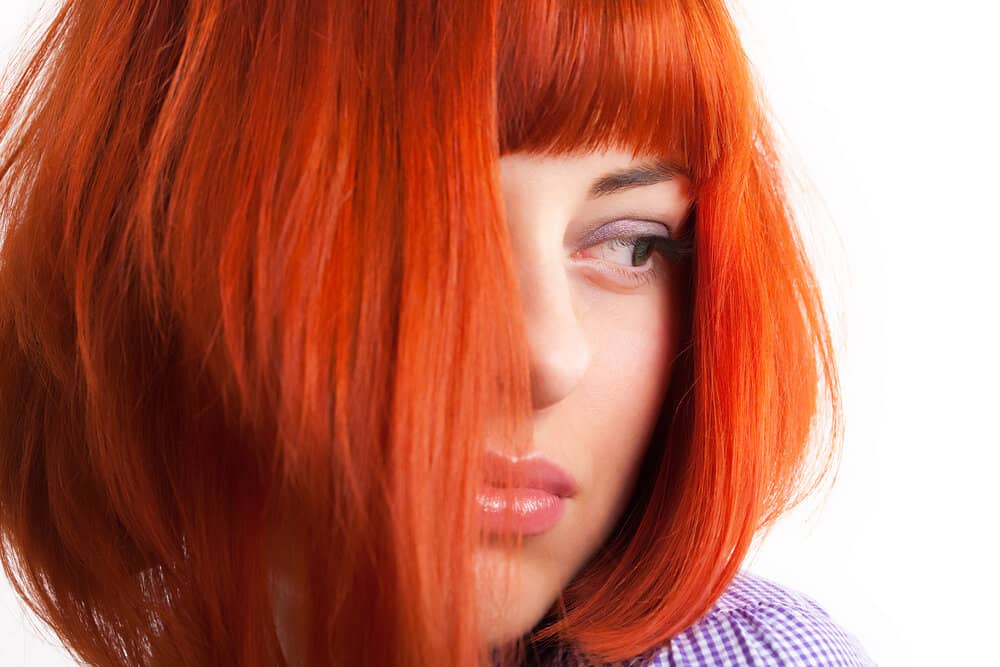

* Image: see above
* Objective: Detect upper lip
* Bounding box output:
[481,450,578,498]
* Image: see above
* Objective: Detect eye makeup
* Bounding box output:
[571,217,694,289]
[576,219,672,247]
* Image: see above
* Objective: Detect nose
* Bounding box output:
[517,251,592,412]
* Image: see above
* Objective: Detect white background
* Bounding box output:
[2,1,998,665]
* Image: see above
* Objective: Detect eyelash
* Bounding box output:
[595,230,694,288]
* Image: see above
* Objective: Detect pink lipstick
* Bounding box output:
[477,451,578,536]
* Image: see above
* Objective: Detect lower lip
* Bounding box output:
[476,486,567,535]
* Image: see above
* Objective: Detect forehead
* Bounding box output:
[498,148,691,199]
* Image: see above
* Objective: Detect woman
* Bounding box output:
[0,0,874,665]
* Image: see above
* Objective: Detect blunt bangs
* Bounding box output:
[497,0,755,184]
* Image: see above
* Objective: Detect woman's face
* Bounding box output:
[478,148,693,644]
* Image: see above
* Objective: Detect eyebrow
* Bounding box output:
[586,159,688,199]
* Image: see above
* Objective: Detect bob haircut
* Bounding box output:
[0,1,841,665]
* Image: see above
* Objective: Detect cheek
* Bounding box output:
[580,279,681,516]
[589,279,678,417]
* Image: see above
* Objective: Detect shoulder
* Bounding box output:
[625,570,876,667]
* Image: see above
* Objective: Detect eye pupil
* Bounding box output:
[630,238,655,266]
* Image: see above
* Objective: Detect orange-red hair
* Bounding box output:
[0,1,841,665]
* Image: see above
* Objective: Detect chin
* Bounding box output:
[474,541,565,647]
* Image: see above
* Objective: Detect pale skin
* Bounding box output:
[270,147,694,659]
[478,147,693,645]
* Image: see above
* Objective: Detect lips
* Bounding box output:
[477,450,578,535]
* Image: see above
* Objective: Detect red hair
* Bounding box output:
[0,1,841,665]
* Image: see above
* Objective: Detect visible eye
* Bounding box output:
[589,236,666,287]
[574,222,693,289]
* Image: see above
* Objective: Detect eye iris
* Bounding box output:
[629,238,656,266]
[612,237,658,267]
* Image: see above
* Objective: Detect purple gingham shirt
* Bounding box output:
[560,569,876,666]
